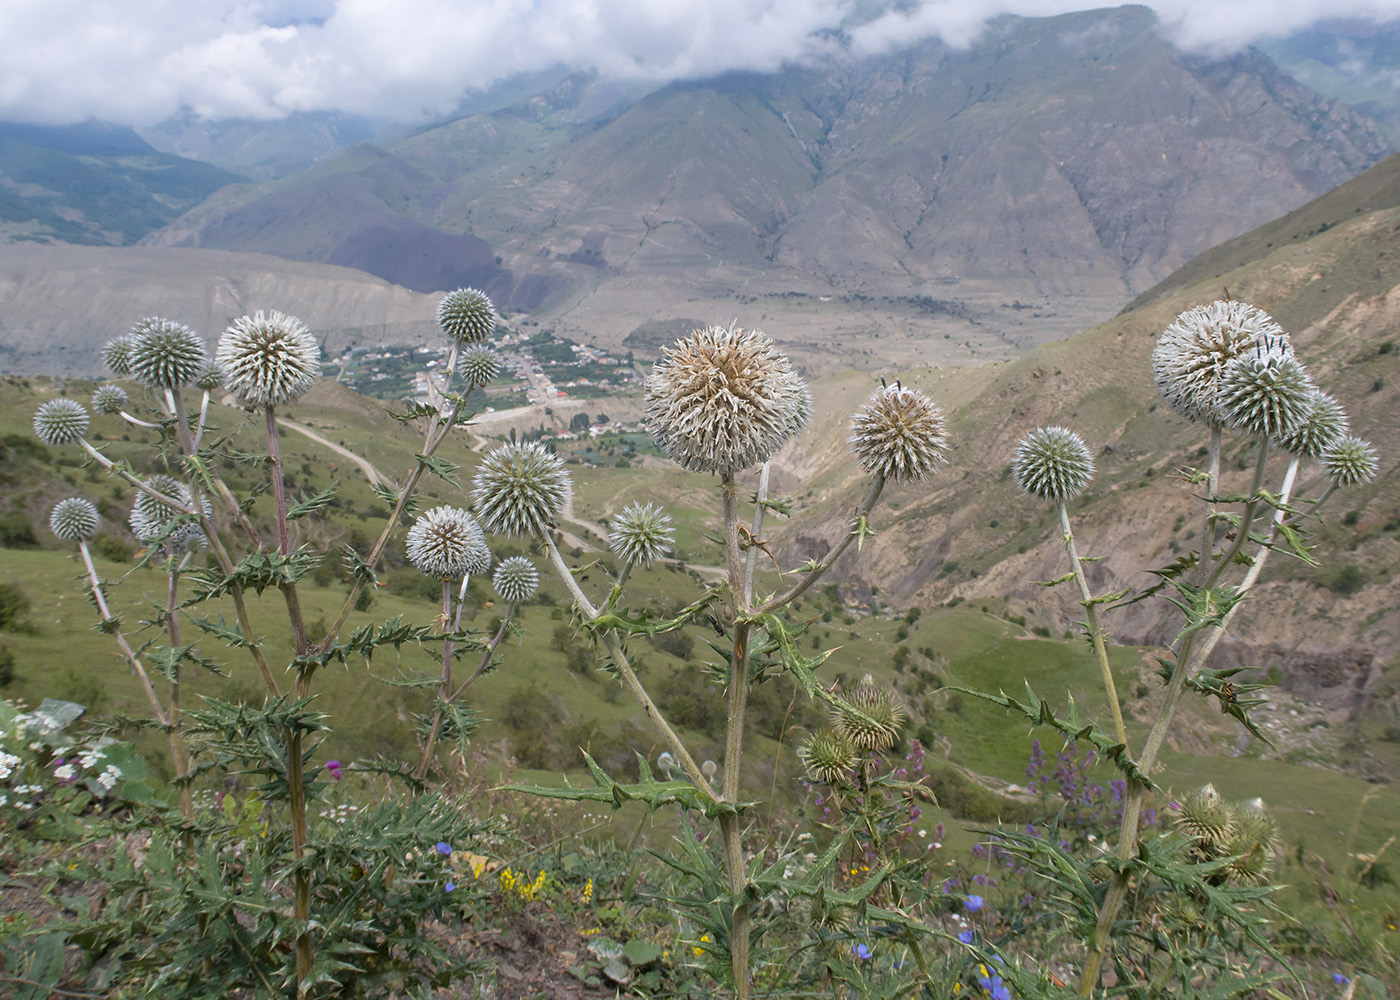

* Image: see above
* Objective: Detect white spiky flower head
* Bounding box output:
[33,398,90,446]
[194,362,226,391]
[457,345,502,386]
[1324,436,1379,487]
[471,441,572,538]
[127,317,209,390]
[405,506,488,579]
[91,384,129,415]
[1153,300,1289,424]
[608,501,674,569]
[1217,341,1314,440]
[438,288,496,343]
[1277,389,1348,459]
[492,555,539,604]
[49,498,99,541]
[797,729,858,786]
[644,324,809,474]
[1013,426,1095,502]
[217,311,320,407]
[848,381,949,483]
[101,335,135,376]
[129,475,210,552]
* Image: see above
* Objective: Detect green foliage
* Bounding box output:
[0,511,36,549]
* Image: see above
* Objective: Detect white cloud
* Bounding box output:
[1,0,1397,127]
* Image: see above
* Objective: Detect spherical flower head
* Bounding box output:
[194,362,226,391]
[848,381,949,482]
[33,398,90,446]
[644,324,809,474]
[1013,426,1095,502]
[457,345,501,386]
[49,497,99,541]
[405,506,488,579]
[438,288,496,343]
[1323,436,1378,488]
[129,475,210,552]
[1152,300,1289,423]
[91,383,129,416]
[217,310,320,407]
[127,317,209,390]
[1217,342,1314,440]
[797,729,857,785]
[1277,389,1347,459]
[1222,797,1278,885]
[101,335,135,376]
[1177,783,1232,851]
[608,501,675,568]
[471,441,572,537]
[492,555,539,604]
[833,674,905,753]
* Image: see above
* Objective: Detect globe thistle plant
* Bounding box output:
[101,335,135,376]
[1013,426,1095,502]
[129,475,210,552]
[49,497,99,542]
[848,381,949,482]
[127,317,209,390]
[832,674,904,754]
[1276,389,1347,459]
[492,556,539,604]
[644,324,809,474]
[1216,344,1314,441]
[217,311,320,407]
[1152,300,1289,423]
[33,398,90,446]
[608,502,675,569]
[405,506,488,579]
[457,345,501,387]
[1323,436,1379,487]
[437,288,496,343]
[91,383,130,416]
[194,362,226,392]
[797,729,858,786]
[471,441,572,537]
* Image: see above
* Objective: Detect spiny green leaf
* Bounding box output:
[498,750,749,819]
[287,481,340,521]
[414,452,459,486]
[185,612,257,649]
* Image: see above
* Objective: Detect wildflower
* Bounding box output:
[445,881,456,892]
[217,310,320,407]
[91,383,130,415]
[1216,344,1314,441]
[33,398,90,447]
[833,674,904,753]
[438,288,496,342]
[644,324,808,474]
[97,765,121,790]
[1277,389,1347,459]
[101,335,135,376]
[966,895,984,912]
[129,475,210,552]
[471,441,572,538]
[325,759,343,781]
[492,556,540,604]
[0,752,21,780]
[457,345,501,385]
[127,317,209,389]
[405,506,488,579]
[958,929,973,944]
[1333,973,1350,985]
[435,841,452,856]
[53,763,76,782]
[693,933,711,957]
[797,729,857,786]
[1324,436,1379,487]
[194,363,225,391]
[1152,300,1288,423]
[1013,426,1094,502]
[49,498,99,542]
[608,501,675,568]
[852,942,873,960]
[848,381,949,482]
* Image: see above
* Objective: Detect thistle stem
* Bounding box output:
[743,463,770,605]
[720,470,752,1000]
[165,558,193,818]
[78,541,169,729]
[1058,503,1128,749]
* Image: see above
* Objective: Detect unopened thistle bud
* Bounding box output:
[102,335,135,376]
[848,382,948,483]
[438,288,496,343]
[91,384,129,416]
[1324,436,1379,487]
[49,497,99,541]
[1152,300,1289,424]
[1013,426,1094,502]
[457,345,501,386]
[1276,389,1347,459]
[833,674,905,753]
[471,441,572,538]
[492,555,539,604]
[608,501,674,568]
[217,311,320,407]
[1217,342,1314,440]
[405,506,488,579]
[1222,798,1278,885]
[33,398,90,446]
[1177,784,1232,852]
[194,362,226,391]
[127,317,208,390]
[798,729,858,785]
[644,324,809,474]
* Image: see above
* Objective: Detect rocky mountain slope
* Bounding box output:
[140,7,1393,364]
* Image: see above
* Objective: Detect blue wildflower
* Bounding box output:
[966,894,985,912]
[852,942,872,960]
[435,841,452,856]
[445,881,456,892]
[1333,973,1350,985]
[957,929,973,944]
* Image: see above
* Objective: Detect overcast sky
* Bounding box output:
[2,0,1397,128]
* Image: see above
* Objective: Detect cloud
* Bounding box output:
[1,0,1396,127]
